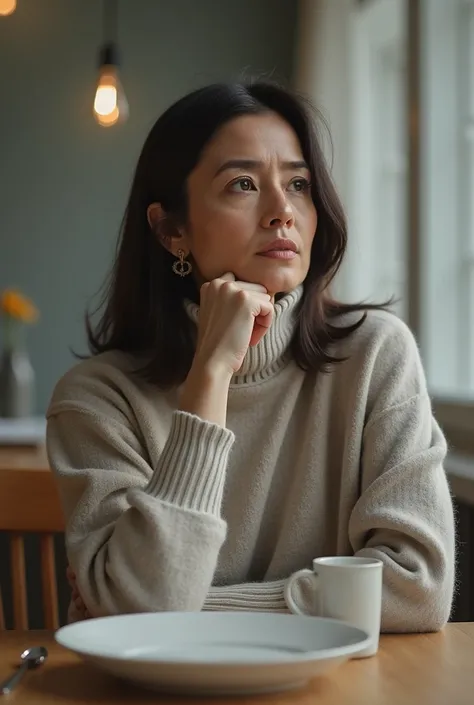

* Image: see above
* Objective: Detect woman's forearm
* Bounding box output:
[179,362,233,428]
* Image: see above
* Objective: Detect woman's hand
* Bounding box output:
[179,273,274,427]
[194,273,274,377]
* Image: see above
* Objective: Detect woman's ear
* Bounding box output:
[147,202,165,231]
[147,203,188,256]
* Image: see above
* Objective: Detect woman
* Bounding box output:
[47,81,455,632]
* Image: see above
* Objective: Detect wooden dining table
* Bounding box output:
[0,623,473,704]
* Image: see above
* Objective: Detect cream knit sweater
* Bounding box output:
[46,287,455,632]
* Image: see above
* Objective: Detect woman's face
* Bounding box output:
[170,112,317,296]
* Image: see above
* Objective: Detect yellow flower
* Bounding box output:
[1,289,39,323]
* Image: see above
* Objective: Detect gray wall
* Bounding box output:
[0,0,297,413]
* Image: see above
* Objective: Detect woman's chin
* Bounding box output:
[258,273,303,297]
[227,263,305,297]
[247,257,307,296]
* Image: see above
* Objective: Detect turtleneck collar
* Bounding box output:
[184,285,303,386]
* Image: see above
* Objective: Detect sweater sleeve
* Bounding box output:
[204,580,288,612]
[67,576,290,622]
[348,317,456,633]
[47,406,234,617]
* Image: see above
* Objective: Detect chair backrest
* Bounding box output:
[0,468,65,630]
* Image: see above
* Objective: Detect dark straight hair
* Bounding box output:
[86,81,388,387]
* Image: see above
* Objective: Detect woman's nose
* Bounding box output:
[260,194,294,229]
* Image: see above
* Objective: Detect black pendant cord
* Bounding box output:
[102,0,118,45]
[99,0,119,67]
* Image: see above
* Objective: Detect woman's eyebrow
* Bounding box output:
[214,159,309,177]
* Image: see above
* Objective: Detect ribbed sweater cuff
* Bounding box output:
[145,411,234,516]
[203,580,288,612]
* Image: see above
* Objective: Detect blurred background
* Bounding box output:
[0,0,473,624]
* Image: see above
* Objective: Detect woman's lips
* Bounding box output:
[257,250,297,260]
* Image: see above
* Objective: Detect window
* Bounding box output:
[295,0,474,409]
[347,0,474,398]
[421,0,474,398]
[460,0,474,390]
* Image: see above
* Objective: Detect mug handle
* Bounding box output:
[284,569,320,615]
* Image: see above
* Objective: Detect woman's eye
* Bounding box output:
[229,177,255,192]
[289,178,311,192]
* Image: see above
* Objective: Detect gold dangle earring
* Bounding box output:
[172,249,192,277]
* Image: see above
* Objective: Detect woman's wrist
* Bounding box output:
[179,359,233,427]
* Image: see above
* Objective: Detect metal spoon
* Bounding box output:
[0,646,48,694]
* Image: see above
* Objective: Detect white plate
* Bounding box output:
[55,612,371,696]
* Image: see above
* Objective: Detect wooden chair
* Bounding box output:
[0,468,65,630]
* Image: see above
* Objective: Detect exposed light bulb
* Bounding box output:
[93,45,129,127]
[94,67,119,126]
[0,0,17,16]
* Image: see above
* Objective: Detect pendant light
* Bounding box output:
[93,0,129,127]
[0,0,16,16]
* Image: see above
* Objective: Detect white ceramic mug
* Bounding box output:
[284,556,383,657]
